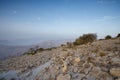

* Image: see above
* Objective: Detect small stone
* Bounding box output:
[86,74,96,80]
[91,67,101,78]
[57,74,71,80]
[72,73,85,80]
[73,67,78,72]
[110,68,120,77]
[49,65,59,78]
[84,67,92,74]
[59,52,68,59]
[101,67,109,72]
[75,58,80,63]
[100,72,113,80]
[111,58,120,65]
[62,62,67,73]
[83,61,90,68]
[43,72,50,80]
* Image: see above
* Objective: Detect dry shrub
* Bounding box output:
[99,52,106,57]
[66,42,73,48]
[87,57,94,63]
[116,33,120,38]
[74,33,97,45]
[25,48,37,55]
[37,48,44,52]
[105,35,112,39]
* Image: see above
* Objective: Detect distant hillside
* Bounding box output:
[0,45,31,60]
[0,39,73,60]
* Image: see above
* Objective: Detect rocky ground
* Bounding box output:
[0,37,120,80]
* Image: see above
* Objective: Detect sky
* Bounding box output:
[0,0,120,41]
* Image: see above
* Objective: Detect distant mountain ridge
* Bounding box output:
[0,45,31,60]
[0,39,74,60]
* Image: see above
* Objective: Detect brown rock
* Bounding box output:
[57,74,71,80]
[110,68,120,77]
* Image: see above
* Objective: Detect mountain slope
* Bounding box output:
[0,37,120,80]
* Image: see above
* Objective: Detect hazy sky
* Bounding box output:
[0,0,120,40]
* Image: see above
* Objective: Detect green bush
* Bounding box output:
[73,33,97,45]
[105,35,112,39]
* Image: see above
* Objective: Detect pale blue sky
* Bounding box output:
[0,0,120,41]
